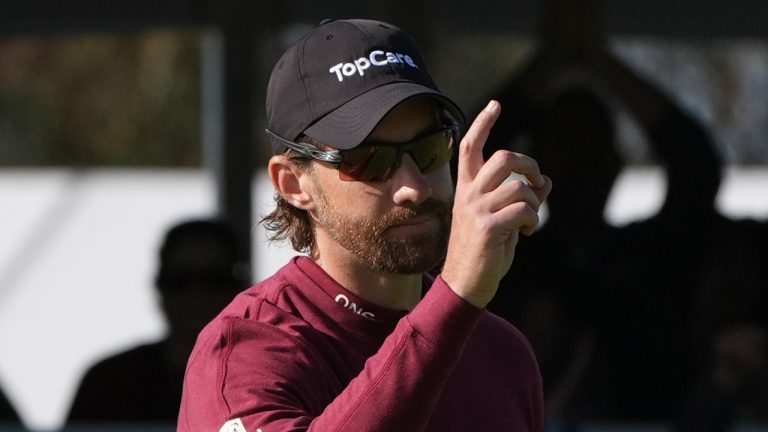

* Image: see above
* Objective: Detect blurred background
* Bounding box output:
[1,0,767,430]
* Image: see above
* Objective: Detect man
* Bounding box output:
[178,18,551,432]
[69,219,249,423]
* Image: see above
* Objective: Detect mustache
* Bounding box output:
[381,198,452,227]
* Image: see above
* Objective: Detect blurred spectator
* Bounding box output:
[475,0,768,428]
[475,1,630,424]
[484,84,620,425]
[66,219,249,423]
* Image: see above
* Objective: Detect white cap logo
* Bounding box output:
[329,50,418,82]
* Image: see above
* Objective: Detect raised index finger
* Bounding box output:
[456,100,501,186]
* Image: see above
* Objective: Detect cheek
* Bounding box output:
[426,167,454,200]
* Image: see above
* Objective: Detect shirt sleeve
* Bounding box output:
[177,276,483,432]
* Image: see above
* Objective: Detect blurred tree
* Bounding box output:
[0,30,200,166]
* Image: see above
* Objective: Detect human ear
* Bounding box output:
[267,155,316,210]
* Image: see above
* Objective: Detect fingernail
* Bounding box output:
[485,100,498,113]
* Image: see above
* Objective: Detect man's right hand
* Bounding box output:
[441,100,552,308]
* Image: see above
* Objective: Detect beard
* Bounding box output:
[313,192,452,275]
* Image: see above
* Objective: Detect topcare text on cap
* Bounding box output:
[328,50,419,82]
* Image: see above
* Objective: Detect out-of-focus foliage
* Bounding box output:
[0,30,200,167]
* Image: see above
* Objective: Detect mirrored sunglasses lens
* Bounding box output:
[411,130,454,173]
[339,146,398,181]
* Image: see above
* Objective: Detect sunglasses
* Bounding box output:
[266,124,459,182]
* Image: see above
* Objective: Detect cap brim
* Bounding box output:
[303,82,465,150]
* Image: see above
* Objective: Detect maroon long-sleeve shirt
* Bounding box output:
[178,256,543,432]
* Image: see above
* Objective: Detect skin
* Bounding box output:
[269,98,552,310]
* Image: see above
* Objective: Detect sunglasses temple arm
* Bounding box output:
[264,129,344,164]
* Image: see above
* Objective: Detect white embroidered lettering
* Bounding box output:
[220,418,247,432]
[354,57,371,76]
[334,294,376,319]
[329,50,418,82]
[335,293,350,307]
[341,63,357,77]
[328,63,344,81]
[369,50,387,66]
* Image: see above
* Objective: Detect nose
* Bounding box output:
[390,154,432,206]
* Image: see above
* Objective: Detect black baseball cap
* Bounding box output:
[265,18,465,154]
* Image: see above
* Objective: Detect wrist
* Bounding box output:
[439,267,493,309]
